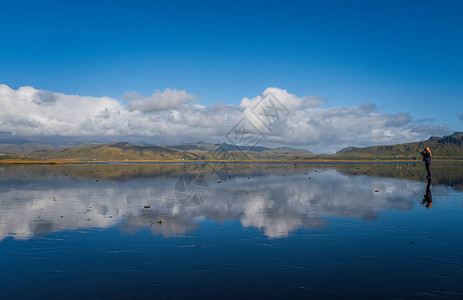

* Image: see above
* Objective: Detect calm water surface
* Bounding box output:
[1,162,463,299]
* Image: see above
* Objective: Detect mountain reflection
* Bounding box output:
[0,164,452,240]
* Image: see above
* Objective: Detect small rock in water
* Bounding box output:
[144,205,150,208]
[374,190,379,192]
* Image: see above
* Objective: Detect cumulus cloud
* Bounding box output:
[0,84,122,136]
[0,84,449,153]
[236,87,448,153]
[240,87,324,111]
[125,88,197,112]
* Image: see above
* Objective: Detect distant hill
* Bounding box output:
[61,141,102,148]
[162,142,219,152]
[0,153,37,161]
[0,137,31,144]
[31,142,199,161]
[163,142,313,161]
[0,140,104,155]
[0,136,56,154]
[25,142,313,161]
[336,132,463,159]
[5,134,463,162]
[165,142,312,154]
[0,143,59,154]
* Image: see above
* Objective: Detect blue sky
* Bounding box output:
[0,0,462,152]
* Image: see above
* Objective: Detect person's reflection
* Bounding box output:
[421,178,433,208]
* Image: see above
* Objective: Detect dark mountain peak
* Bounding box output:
[436,132,463,146]
[448,132,463,138]
[0,137,31,144]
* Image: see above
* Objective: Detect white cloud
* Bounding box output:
[240,87,324,111]
[0,84,449,153]
[0,84,121,136]
[125,88,197,112]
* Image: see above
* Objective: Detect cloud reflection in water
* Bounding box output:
[0,167,438,240]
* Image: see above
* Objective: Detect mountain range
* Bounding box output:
[336,132,463,159]
[21,142,313,161]
[0,132,462,161]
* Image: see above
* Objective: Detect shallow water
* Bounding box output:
[1,162,463,299]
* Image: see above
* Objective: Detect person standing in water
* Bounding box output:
[420,147,432,179]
